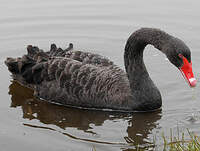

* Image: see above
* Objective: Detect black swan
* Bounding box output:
[5,28,197,112]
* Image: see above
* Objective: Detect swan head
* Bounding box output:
[163,37,197,87]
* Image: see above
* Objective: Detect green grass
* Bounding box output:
[162,129,200,151]
[91,129,200,151]
[127,129,200,151]
[92,146,96,151]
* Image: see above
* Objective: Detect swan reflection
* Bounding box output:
[8,81,161,149]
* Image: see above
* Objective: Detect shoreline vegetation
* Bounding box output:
[162,129,200,151]
[92,129,200,151]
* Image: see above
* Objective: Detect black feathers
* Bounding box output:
[5,28,193,111]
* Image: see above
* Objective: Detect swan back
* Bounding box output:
[5,50,132,110]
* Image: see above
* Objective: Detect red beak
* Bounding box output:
[179,54,197,87]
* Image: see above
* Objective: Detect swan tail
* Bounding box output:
[5,55,47,86]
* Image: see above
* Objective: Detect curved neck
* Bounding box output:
[124,28,171,111]
[124,28,170,89]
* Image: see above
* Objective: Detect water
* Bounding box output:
[1,0,200,150]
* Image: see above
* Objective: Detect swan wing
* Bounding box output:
[26,43,114,67]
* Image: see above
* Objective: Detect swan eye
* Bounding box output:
[115,89,120,93]
[178,54,183,58]
[178,54,190,65]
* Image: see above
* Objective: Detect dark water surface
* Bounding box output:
[1,0,200,150]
